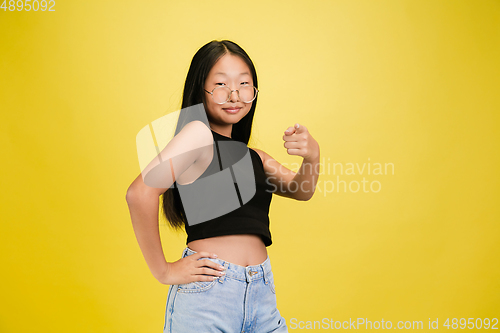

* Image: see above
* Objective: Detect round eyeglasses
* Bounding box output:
[204,85,259,104]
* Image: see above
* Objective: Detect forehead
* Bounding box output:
[208,54,252,78]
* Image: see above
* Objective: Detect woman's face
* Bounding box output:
[203,53,254,133]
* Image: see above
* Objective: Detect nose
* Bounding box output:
[229,89,240,103]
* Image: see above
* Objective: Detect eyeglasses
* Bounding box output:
[204,85,259,104]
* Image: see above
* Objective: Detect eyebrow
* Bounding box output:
[214,72,251,76]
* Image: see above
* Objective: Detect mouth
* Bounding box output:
[223,107,241,114]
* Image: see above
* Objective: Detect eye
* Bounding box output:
[241,82,249,85]
[216,82,226,86]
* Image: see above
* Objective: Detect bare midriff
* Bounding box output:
[187,234,268,267]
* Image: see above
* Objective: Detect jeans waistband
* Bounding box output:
[182,246,272,284]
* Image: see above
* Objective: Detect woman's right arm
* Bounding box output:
[126,182,171,282]
[125,121,225,284]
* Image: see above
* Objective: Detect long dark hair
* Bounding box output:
[161,40,259,230]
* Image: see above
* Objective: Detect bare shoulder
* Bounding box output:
[249,147,267,165]
[169,120,213,153]
[181,120,212,143]
[127,121,212,197]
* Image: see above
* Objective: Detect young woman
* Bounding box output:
[126,40,320,332]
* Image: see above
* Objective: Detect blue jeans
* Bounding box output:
[163,246,288,332]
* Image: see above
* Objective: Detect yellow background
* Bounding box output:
[1,0,499,332]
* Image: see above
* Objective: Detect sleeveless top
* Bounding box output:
[175,129,274,247]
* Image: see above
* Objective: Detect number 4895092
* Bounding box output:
[1,0,56,11]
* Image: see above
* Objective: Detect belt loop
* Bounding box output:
[261,263,269,285]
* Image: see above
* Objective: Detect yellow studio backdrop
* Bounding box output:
[1,0,499,332]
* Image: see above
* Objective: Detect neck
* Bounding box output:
[210,124,233,138]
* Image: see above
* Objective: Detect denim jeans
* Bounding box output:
[163,246,288,333]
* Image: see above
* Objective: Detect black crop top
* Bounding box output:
[175,129,274,247]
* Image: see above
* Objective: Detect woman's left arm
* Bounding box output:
[255,123,320,201]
